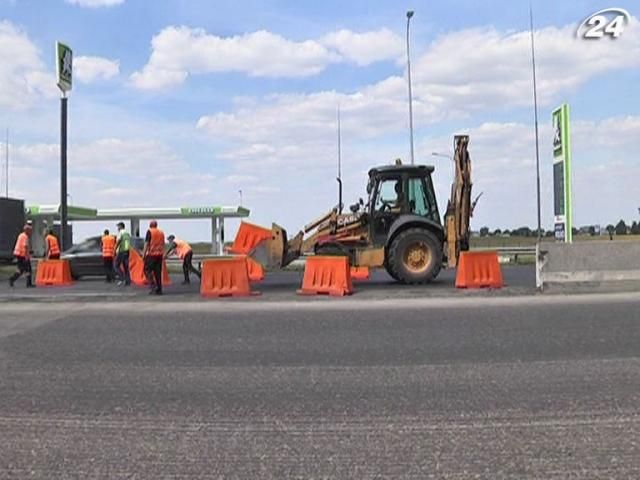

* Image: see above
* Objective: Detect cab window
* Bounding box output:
[408,177,439,222]
[374,177,403,212]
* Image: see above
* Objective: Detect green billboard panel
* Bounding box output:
[552,103,572,243]
[56,41,73,93]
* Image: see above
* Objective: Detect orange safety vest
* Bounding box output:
[147,228,165,257]
[46,234,60,257]
[13,232,29,258]
[173,239,192,260]
[102,235,116,258]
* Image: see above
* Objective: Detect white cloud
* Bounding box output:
[75,56,120,83]
[65,0,124,7]
[131,26,403,90]
[320,28,403,66]
[423,117,640,230]
[194,17,640,225]
[8,138,194,205]
[413,17,640,111]
[0,20,57,109]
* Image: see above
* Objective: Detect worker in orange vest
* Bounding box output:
[45,229,61,260]
[166,234,201,285]
[9,224,34,288]
[142,220,165,295]
[101,229,116,283]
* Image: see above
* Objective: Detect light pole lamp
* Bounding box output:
[406,10,415,165]
[431,152,452,160]
[432,152,455,179]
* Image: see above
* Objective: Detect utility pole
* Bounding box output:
[4,128,8,197]
[529,4,542,242]
[61,94,68,248]
[406,10,415,165]
[336,105,343,213]
[56,41,73,250]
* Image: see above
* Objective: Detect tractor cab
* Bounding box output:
[365,164,442,248]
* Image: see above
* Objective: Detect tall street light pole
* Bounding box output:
[529,4,542,242]
[406,10,415,165]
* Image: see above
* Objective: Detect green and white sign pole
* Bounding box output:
[56,41,72,250]
[552,103,573,243]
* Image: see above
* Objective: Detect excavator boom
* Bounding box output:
[444,135,473,268]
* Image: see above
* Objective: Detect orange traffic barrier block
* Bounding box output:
[226,221,272,255]
[298,256,353,296]
[455,251,503,289]
[200,257,259,297]
[246,256,265,282]
[350,266,370,281]
[35,259,74,287]
[128,249,171,287]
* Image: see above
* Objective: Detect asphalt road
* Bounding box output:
[1,292,639,478]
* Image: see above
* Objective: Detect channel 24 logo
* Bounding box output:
[577,7,631,39]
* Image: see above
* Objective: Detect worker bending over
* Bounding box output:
[101,229,116,283]
[166,235,201,285]
[9,224,34,288]
[45,229,61,260]
[143,220,165,295]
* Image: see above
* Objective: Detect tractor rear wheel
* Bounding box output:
[386,228,442,284]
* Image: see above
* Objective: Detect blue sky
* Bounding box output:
[1,0,639,241]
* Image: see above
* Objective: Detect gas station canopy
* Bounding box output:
[25,204,250,255]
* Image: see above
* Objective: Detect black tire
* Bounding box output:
[386,228,442,284]
[383,258,400,281]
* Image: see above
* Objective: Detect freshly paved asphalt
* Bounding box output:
[0,291,639,478]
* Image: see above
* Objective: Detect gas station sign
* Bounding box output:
[552,103,573,243]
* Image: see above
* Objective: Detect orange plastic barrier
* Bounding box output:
[455,251,503,289]
[226,221,272,255]
[298,256,353,296]
[350,266,370,281]
[35,259,74,287]
[200,257,258,297]
[128,249,171,287]
[246,256,265,282]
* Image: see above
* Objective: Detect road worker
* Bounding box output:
[165,234,201,285]
[142,220,165,295]
[9,224,34,288]
[101,229,116,283]
[45,229,61,260]
[114,222,131,286]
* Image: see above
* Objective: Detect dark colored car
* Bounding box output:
[62,236,144,279]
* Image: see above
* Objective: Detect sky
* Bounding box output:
[0,0,639,241]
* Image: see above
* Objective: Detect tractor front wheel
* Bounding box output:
[386,228,442,284]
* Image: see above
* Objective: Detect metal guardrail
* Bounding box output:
[475,246,536,255]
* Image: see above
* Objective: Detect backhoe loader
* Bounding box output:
[247,135,475,284]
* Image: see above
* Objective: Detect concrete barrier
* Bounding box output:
[536,241,640,289]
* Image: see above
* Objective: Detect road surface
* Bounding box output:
[1,292,639,478]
